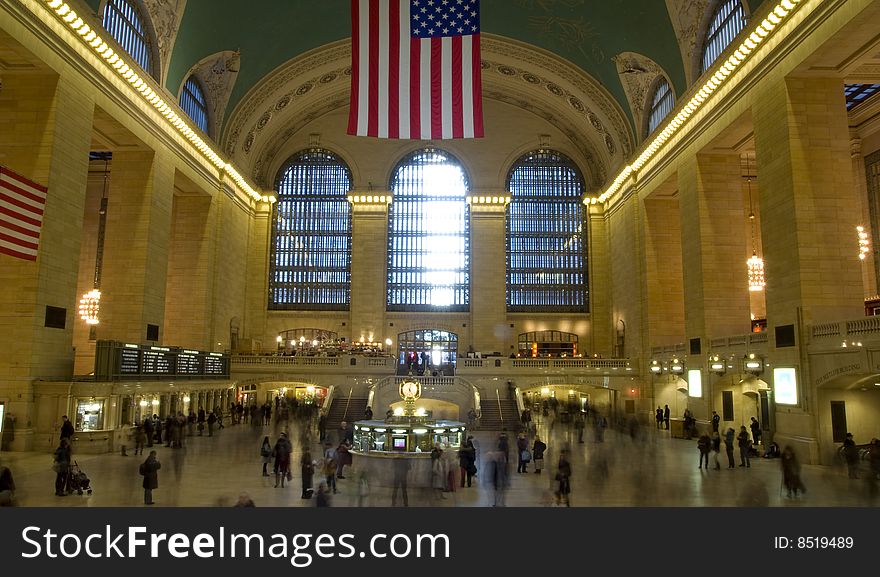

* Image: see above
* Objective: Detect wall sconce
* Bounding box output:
[743,353,764,375]
[709,354,726,376]
[670,358,684,375]
[650,360,663,375]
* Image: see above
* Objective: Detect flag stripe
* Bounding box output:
[349,0,483,140]
[387,0,401,139]
[368,1,380,137]
[452,35,463,139]
[0,166,46,261]
[471,32,484,138]
[348,0,361,135]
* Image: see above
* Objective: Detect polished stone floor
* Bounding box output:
[1,416,877,507]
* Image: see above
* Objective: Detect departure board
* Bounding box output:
[203,354,227,376]
[176,351,202,375]
[119,346,140,374]
[94,341,230,380]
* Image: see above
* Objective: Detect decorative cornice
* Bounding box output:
[613,52,668,143]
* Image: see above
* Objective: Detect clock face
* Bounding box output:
[400,381,420,399]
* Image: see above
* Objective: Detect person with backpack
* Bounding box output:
[516,432,530,473]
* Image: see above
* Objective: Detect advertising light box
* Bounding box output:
[688,369,702,397]
[774,367,798,405]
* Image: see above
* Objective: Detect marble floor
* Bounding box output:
[1,417,877,507]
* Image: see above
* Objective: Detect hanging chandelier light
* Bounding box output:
[857,226,870,260]
[745,156,764,292]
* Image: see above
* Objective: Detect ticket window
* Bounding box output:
[392,435,408,451]
[76,399,105,431]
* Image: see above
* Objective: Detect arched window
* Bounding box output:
[269,149,352,310]
[647,77,675,135]
[101,0,154,75]
[507,150,587,312]
[701,0,747,74]
[180,76,209,134]
[387,149,469,311]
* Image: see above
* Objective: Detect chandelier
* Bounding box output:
[79,288,101,324]
[857,226,870,260]
[745,156,764,291]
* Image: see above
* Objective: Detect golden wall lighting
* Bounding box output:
[593,0,805,205]
[466,196,511,205]
[748,253,766,292]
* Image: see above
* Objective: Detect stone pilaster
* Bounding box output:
[349,200,389,344]
[469,201,507,354]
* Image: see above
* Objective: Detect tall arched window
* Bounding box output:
[701,0,747,74]
[647,77,674,135]
[269,149,352,310]
[102,0,154,75]
[180,76,209,134]
[387,149,469,311]
[507,150,587,312]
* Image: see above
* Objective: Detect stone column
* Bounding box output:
[349,199,389,344]
[469,200,508,354]
[0,73,94,450]
[98,150,174,344]
[587,204,614,357]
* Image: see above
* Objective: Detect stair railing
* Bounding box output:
[342,387,353,421]
[495,388,504,426]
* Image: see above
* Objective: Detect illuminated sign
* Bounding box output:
[774,367,798,405]
[688,369,702,398]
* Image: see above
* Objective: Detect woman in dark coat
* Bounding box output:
[140,450,160,505]
[458,438,476,487]
[532,435,547,474]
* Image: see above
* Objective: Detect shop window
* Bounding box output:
[76,399,105,431]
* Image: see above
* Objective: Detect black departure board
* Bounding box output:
[94,341,230,380]
[176,351,202,375]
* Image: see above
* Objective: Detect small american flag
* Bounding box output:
[348,0,484,140]
[0,166,47,262]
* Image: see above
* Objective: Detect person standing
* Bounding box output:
[59,415,74,442]
[207,411,217,437]
[575,414,585,443]
[322,441,338,494]
[391,456,410,507]
[318,413,327,442]
[724,427,736,468]
[516,433,530,473]
[364,406,373,421]
[273,432,292,488]
[458,437,476,488]
[431,443,447,500]
[663,405,670,430]
[53,438,71,496]
[655,407,664,430]
[0,460,15,506]
[532,435,547,474]
[737,426,751,468]
[260,436,272,477]
[711,411,720,433]
[750,416,762,448]
[697,432,711,470]
[140,450,160,505]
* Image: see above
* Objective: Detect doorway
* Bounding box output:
[397,329,458,375]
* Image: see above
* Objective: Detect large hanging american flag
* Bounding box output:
[348,0,484,140]
[0,166,47,262]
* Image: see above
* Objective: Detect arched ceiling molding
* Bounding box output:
[664,0,710,89]
[613,52,671,145]
[223,35,630,193]
[142,0,186,86]
[179,50,240,141]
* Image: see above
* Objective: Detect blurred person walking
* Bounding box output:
[533,435,547,474]
[554,450,572,506]
[52,438,71,496]
[0,460,16,506]
[273,432,292,488]
[516,433,530,473]
[697,432,711,470]
[842,433,860,479]
[459,437,476,487]
[391,456,410,507]
[301,447,315,499]
[260,436,272,476]
[711,431,722,470]
[781,446,805,498]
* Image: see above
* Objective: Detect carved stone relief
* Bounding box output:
[143,0,187,85]
[664,0,709,87]
[187,50,241,140]
[613,52,666,141]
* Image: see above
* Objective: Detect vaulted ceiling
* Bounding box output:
[80,0,765,141]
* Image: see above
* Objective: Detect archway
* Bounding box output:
[396,329,458,376]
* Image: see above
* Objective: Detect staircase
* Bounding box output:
[325,395,369,434]
[478,396,520,431]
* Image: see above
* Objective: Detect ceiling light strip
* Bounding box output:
[591,0,805,205]
[39,0,272,204]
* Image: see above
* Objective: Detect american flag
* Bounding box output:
[348,0,484,140]
[0,167,47,262]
